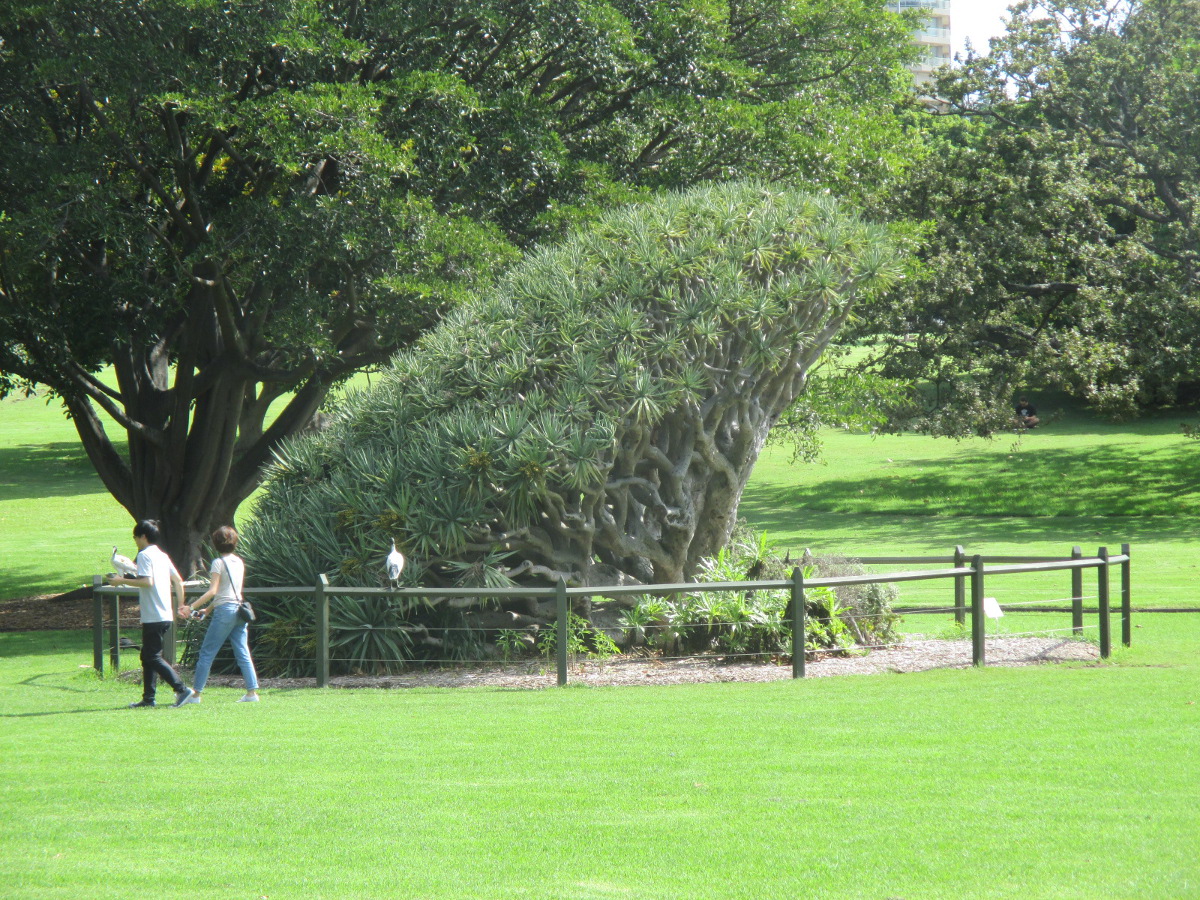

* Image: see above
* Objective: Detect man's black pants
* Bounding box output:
[140,621,185,702]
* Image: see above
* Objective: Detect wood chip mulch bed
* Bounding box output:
[0,593,140,632]
[5,594,1100,690]
[200,636,1100,691]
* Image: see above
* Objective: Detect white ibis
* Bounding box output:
[111,546,138,577]
[385,540,406,583]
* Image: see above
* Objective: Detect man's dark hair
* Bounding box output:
[133,519,162,543]
[211,525,240,555]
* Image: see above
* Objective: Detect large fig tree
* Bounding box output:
[856,0,1200,430]
[245,182,901,598]
[0,0,918,576]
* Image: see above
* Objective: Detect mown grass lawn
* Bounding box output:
[0,376,372,600]
[742,397,1200,611]
[2,387,1199,897]
[0,391,132,600]
[1,625,1196,900]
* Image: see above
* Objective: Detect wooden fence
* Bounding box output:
[91,543,1132,686]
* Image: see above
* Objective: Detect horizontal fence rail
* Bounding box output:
[91,544,1133,685]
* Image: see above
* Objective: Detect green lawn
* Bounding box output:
[0,376,369,599]
[743,400,1200,610]
[1,625,1196,899]
[3,390,1199,897]
[0,391,131,598]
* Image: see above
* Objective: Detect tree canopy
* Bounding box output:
[244,181,901,599]
[0,0,920,572]
[855,0,1200,430]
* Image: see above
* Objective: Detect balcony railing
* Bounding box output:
[915,25,952,42]
[913,49,952,69]
[892,0,951,11]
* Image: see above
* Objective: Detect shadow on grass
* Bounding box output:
[746,442,1200,519]
[0,631,93,658]
[0,562,94,603]
[1007,412,1196,439]
[0,442,122,501]
[914,387,1198,439]
[0,666,128,717]
[0,708,127,718]
[738,504,1195,552]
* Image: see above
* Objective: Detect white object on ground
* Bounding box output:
[983,596,1004,619]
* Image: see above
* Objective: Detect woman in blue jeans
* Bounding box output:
[178,526,260,703]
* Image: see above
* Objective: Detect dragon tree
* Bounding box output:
[246,181,902,600]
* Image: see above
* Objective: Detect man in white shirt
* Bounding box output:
[106,520,195,708]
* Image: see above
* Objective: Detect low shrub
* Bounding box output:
[617,523,901,659]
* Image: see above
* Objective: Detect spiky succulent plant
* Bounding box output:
[245,181,901,604]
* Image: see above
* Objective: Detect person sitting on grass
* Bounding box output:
[1015,397,1040,429]
[106,519,195,708]
[178,525,260,704]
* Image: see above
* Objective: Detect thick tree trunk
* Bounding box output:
[505,299,851,588]
[64,357,334,579]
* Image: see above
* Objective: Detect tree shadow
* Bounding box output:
[0,707,126,719]
[744,442,1200,522]
[0,631,94,658]
[739,503,1193,552]
[0,672,129,718]
[0,442,124,501]
[0,562,98,605]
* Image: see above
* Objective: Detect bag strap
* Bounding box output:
[220,556,243,603]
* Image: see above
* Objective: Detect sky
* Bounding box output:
[953,0,1017,58]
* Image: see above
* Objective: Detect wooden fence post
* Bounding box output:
[92,576,105,676]
[953,545,966,626]
[1121,543,1132,648]
[971,555,985,667]
[1098,547,1111,659]
[556,578,569,686]
[109,590,121,672]
[316,575,330,687]
[1070,545,1084,635]
[791,567,806,679]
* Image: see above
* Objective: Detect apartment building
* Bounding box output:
[888,0,953,85]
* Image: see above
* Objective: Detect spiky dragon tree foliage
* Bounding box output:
[245,182,901,606]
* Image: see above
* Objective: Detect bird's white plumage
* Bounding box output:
[111,546,138,577]
[385,540,406,582]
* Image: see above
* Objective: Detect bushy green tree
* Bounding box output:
[246,182,900,609]
[856,0,1200,430]
[0,0,918,573]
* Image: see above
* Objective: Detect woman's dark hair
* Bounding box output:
[211,525,240,555]
[133,519,162,544]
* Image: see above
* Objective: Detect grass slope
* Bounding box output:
[743,400,1200,609]
[1,627,1196,900]
[0,392,130,599]
[4,387,1198,605]
[0,375,370,600]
